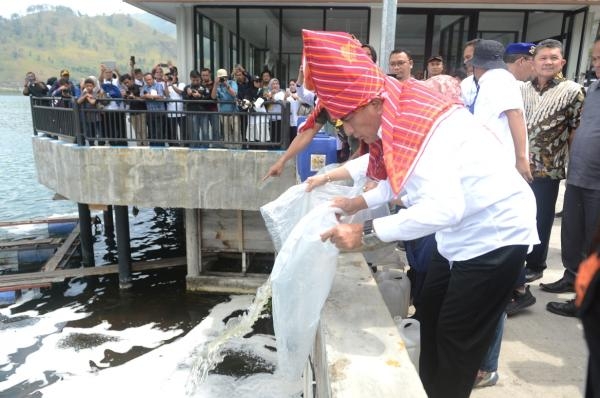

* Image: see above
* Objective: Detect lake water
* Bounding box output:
[0,95,291,397]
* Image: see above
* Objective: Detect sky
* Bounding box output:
[0,0,142,18]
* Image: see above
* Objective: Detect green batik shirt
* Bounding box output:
[521,75,585,179]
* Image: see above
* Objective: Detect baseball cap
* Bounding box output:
[60,69,70,76]
[468,40,507,70]
[427,55,444,63]
[216,69,228,78]
[505,42,536,56]
[252,75,261,81]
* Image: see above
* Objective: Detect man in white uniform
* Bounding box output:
[300,29,538,398]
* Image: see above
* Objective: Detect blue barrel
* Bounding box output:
[47,221,77,236]
[296,131,337,182]
[0,291,16,305]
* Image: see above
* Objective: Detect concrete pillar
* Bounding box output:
[380,0,398,70]
[77,203,95,267]
[185,208,202,277]
[176,5,195,80]
[114,205,132,289]
[103,205,114,236]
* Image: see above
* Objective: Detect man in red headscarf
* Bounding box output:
[301,30,538,398]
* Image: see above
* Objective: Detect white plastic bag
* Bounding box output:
[271,204,340,381]
[260,181,363,252]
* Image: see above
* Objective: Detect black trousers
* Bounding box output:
[526,177,560,272]
[561,184,600,283]
[419,245,527,398]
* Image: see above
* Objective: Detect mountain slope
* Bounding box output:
[0,7,177,90]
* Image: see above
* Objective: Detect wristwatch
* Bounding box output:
[361,220,384,249]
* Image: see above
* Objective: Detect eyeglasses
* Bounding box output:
[390,61,409,67]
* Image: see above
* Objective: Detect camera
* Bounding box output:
[130,55,136,65]
[219,76,226,83]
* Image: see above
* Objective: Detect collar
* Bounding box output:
[532,74,565,92]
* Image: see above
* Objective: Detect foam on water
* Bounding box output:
[28,294,301,398]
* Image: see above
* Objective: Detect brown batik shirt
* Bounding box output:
[521,75,585,179]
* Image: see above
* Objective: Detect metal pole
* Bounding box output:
[77,203,95,267]
[114,205,132,289]
[380,0,398,70]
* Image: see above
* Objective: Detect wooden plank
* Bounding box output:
[0,256,187,290]
[0,238,63,250]
[0,217,78,228]
[42,224,80,272]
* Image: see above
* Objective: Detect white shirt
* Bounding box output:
[296,85,316,106]
[166,82,186,116]
[345,107,539,262]
[460,75,477,109]
[472,68,527,165]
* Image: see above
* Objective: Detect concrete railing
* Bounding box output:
[304,252,427,397]
[32,136,296,210]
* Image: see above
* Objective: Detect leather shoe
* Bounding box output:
[546,299,576,317]
[540,276,574,293]
[525,269,543,283]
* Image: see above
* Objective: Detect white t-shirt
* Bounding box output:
[472,68,527,165]
[166,82,186,116]
[345,107,539,262]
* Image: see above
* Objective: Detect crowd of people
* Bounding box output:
[23,61,312,147]
[264,31,599,398]
[22,33,600,397]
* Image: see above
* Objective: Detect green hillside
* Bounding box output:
[0,6,177,91]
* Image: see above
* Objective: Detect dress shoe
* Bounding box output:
[525,268,543,283]
[546,299,576,317]
[506,286,536,316]
[540,276,574,293]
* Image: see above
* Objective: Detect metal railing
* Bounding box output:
[30,97,292,149]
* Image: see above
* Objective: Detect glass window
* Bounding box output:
[434,14,472,74]
[395,13,427,75]
[281,8,323,86]
[238,8,281,77]
[326,9,370,44]
[196,8,236,73]
[478,11,525,44]
[526,12,563,42]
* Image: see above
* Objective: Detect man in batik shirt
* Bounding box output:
[520,39,585,289]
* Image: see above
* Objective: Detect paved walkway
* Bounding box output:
[472,182,588,398]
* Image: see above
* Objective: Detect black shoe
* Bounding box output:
[540,277,574,293]
[506,286,536,316]
[525,268,544,283]
[546,299,576,317]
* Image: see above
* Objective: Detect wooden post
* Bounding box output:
[77,203,95,267]
[114,205,132,289]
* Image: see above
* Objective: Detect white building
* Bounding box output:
[126,1,600,83]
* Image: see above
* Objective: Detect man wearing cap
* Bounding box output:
[426,55,445,78]
[51,69,80,98]
[468,39,532,182]
[546,37,600,317]
[211,68,239,145]
[300,30,537,398]
[504,42,536,82]
[520,39,585,289]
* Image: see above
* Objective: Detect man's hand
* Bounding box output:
[331,196,367,215]
[516,157,533,183]
[320,223,363,250]
[262,159,285,181]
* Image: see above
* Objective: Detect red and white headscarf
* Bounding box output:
[302,30,458,195]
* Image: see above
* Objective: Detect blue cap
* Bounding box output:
[505,42,536,56]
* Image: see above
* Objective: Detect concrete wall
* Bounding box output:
[32,137,296,210]
[306,252,427,397]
